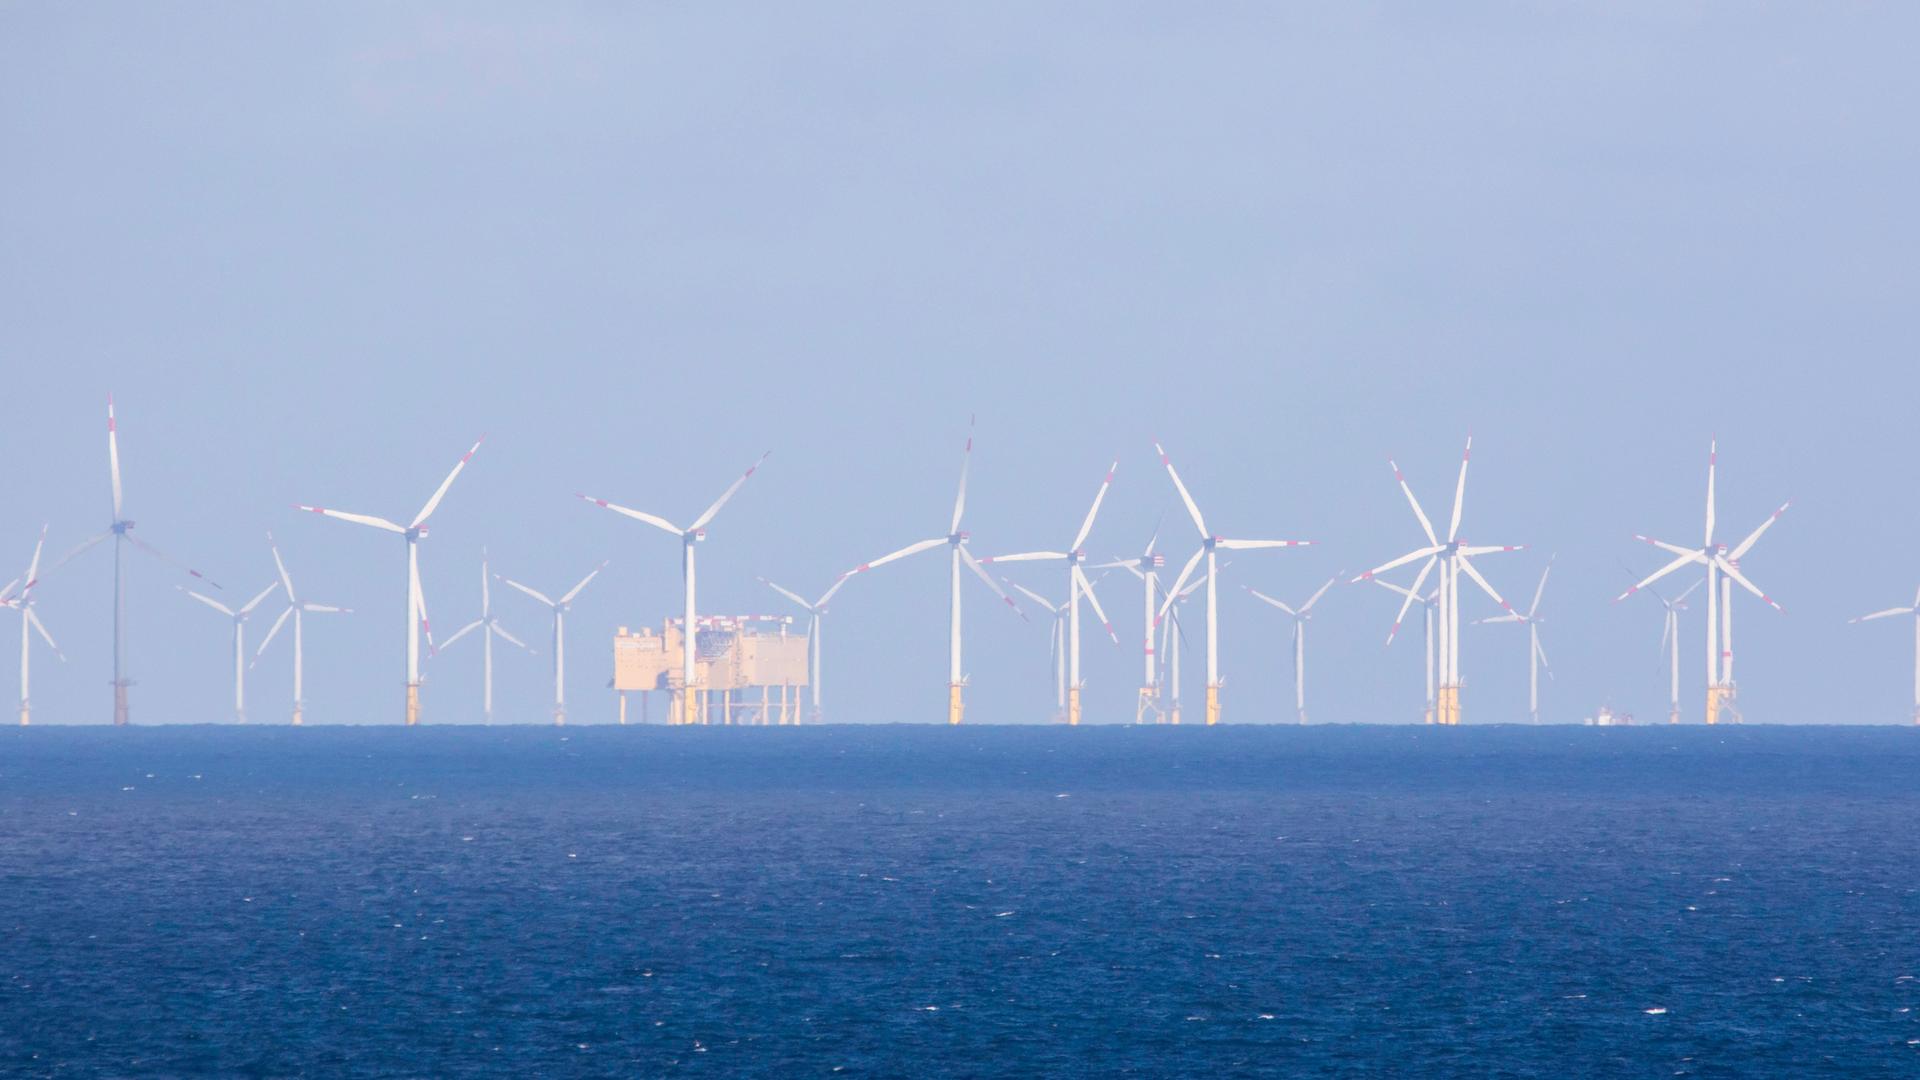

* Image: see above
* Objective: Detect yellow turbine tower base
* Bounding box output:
[292,705,303,727]
[1668,707,1680,725]
[1705,684,1741,725]
[1068,687,1082,726]
[18,705,28,726]
[1434,685,1462,726]
[1135,687,1152,725]
[682,688,700,727]
[1205,684,1221,726]
[1911,705,1920,726]
[405,684,421,727]
[947,683,964,725]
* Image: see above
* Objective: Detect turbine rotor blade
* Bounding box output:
[498,575,556,608]
[1156,547,1207,622]
[950,417,974,534]
[575,494,681,536]
[1217,538,1311,551]
[1386,556,1437,645]
[1728,501,1791,562]
[107,395,125,520]
[559,560,610,605]
[1154,441,1208,538]
[979,551,1068,564]
[1714,555,1783,612]
[1614,549,1706,602]
[1243,586,1295,616]
[412,435,486,529]
[960,547,1026,620]
[1456,556,1517,615]
[440,619,484,650]
[759,577,813,612]
[1447,436,1471,542]
[689,451,771,533]
[267,531,296,600]
[240,580,282,615]
[844,537,945,576]
[1355,546,1443,582]
[180,586,234,617]
[1390,459,1439,546]
[1852,607,1915,623]
[1069,461,1118,552]
[491,620,532,651]
[26,608,62,659]
[1004,579,1059,614]
[1074,564,1119,644]
[296,505,406,534]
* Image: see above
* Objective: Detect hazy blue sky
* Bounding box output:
[3,3,1916,725]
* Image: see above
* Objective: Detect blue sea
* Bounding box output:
[3,724,1918,1077]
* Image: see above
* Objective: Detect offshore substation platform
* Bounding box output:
[612,614,809,724]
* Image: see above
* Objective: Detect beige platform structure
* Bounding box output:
[612,614,810,724]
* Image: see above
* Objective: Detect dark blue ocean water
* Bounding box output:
[3,724,1918,1077]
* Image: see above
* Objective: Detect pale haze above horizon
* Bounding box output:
[2,3,1916,725]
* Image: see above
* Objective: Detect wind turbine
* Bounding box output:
[1003,579,1068,722]
[758,575,852,722]
[1093,523,1167,723]
[840,420,1025,725]
[1154,441,1311,725]
[296,436,485,725]
[1243,573,1340,724]
[1630,576,1703,725]
[1355,437,1523,725]
[578,453,768,726]
[1850,586,1920,725]
[1472,557,1555,724]
[1369,577,1438,723]
[251,533,352,726]
[180,579,283,723]
[436,551,531,725]
[2,527,64,725]
[52,396,223,725]
[496,560,607,726]
[979,460,1121,726]
[1615,441,1789,725]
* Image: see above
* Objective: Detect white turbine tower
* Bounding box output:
[979,461,1121,726]
[1473,558,1556,724]
[2,527,65,725]
[296,436,485,725]
[840,420,1025,725]
[438,550,531,725]
[1002,579,1069,722]
[1369,577,1439,723]
[1153,441,1311,726]
[1093,524,1168,723]
[52,396,223,725]
[1850,586,1920,725]
[251,533,352,726]
[1243,573,1340,724]
[1355,437,1523,725]
[180,579,283,723]
[577,453,769,727]
[496,560,607,726]
[1615,441,1789,725]
[1632,577,1703,725]
[758,575,852,722]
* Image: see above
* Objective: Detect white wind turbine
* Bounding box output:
[1002,579,1069,721]
[2,527,65,726]
[758,575,852,722]
[296,436,485,726]
[496,560,607,726]
[1092,524,1168,723]
[840,420,1024,725]
[1369,577,1439,723]
[1355,437,1523,725]
[1472,558,1555,724]
[578,453,768,727]
[438,550,531,725]
[1850,585,1920,725]
[250,533,352,726]
[180,579,282,723]
[979,461,1121,726]
[1630,576,1703,725]
[1615,441,1788,725]
[1154,441,1311,726]
[51,395,223,725]
[1243,573,1340,724]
